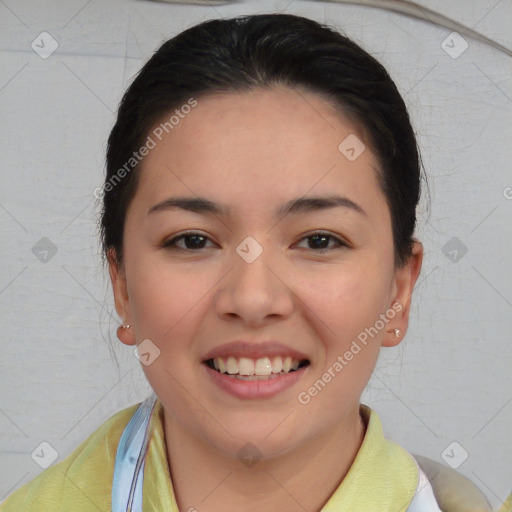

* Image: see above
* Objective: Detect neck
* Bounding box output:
[162,406,366,512]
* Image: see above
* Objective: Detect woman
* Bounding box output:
[1,12,498,512]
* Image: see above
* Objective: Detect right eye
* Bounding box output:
[161,231,216,251]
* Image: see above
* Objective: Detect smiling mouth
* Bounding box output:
[205,356,310,380]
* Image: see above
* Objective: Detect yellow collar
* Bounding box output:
[321,404,418,510]
[143,401,419,511]
[0,400,419,511]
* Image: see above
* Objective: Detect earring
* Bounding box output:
[123,324,131,329]
[394,328,401,338]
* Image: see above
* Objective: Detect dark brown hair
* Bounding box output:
[100,13,423,267]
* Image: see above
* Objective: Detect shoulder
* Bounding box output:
[356,406,492,511]
[413,454,493,511]
[0,403,140,512]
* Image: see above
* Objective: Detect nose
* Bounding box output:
[213,242,294,327]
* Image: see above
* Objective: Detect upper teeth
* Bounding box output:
[212,356,301,376]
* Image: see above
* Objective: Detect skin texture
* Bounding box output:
[109,85,423,512]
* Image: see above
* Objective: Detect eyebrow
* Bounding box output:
[147,195,366,217]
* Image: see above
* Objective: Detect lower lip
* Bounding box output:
[203,364,308,399]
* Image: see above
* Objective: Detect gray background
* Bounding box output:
[0,0,511,508]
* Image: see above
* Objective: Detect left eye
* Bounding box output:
[296,232,346,251]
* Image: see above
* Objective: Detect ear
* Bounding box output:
[382,241,423,347]
[107,248,136,346]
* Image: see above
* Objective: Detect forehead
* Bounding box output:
[133,86,388,220]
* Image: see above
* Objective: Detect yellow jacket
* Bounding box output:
[0,399,498,511]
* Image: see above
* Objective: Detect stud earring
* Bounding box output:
[123,324,131,329]
[394,328,400,338]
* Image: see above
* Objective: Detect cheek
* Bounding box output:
[300,261,392,338]
[295,266,389,417]
[124,256,212,405]
[124,251,215,346]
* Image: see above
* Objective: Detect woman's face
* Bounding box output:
[110,86,421,458]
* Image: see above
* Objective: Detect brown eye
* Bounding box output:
[162,232,214,250]
[296,232,347,251]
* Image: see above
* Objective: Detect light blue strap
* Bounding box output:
[112,394,157,512]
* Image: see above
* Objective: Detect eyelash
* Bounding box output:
[160,230,348,253]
